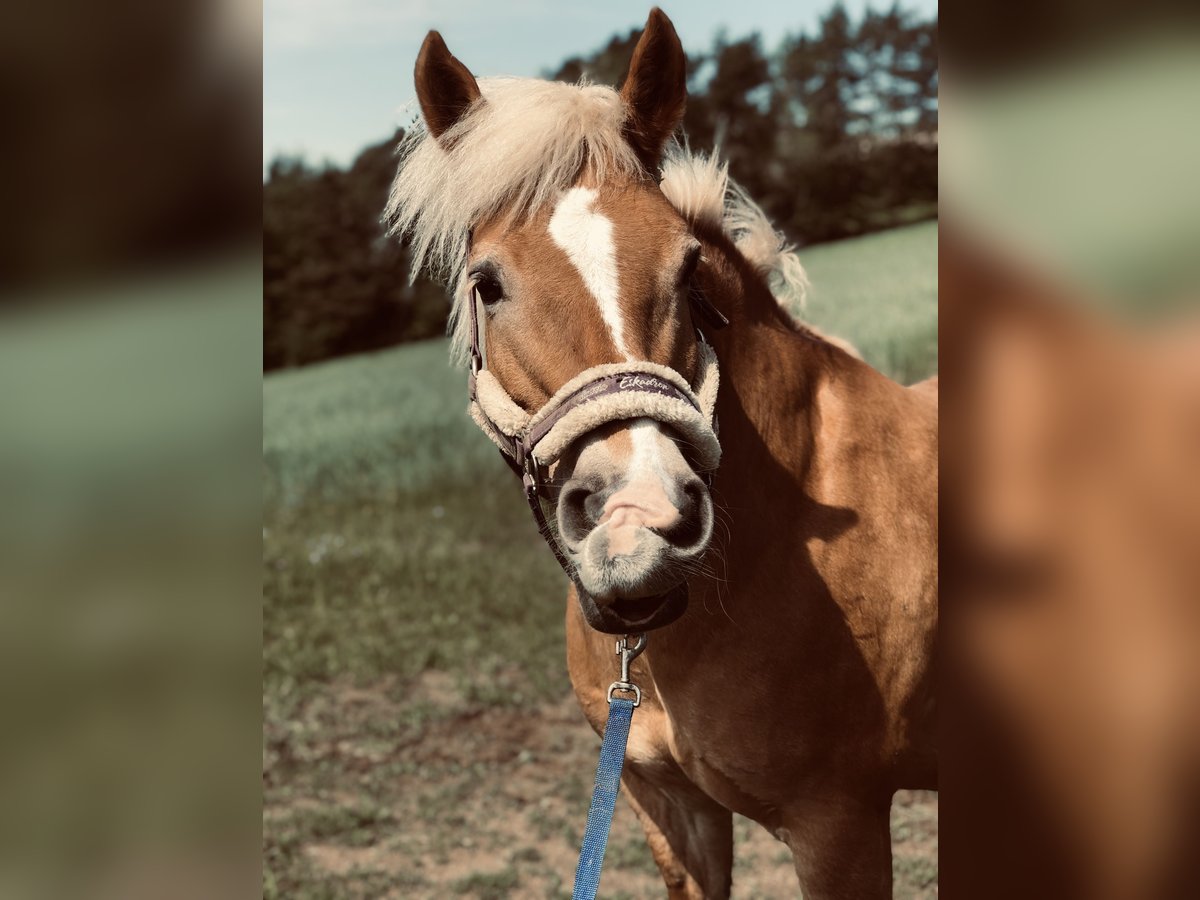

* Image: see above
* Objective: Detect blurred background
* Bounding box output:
[940,4,1200,899]
[1,0,261,898]
[262,1,939,897]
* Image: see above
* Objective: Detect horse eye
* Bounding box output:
[474,275,504,306]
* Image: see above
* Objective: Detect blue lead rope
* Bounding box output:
[572,695,636,900]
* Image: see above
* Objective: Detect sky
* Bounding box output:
[264,0,938,168]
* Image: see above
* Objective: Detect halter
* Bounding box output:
[464,283,727,582]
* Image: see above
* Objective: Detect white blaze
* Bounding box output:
[548,187,628,360]
[548,190,682,561]
[602,419,679,558]
[628,419,672,487]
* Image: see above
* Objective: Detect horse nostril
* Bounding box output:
[558,480,605,545]
[656,478,711,552]
[559,474,711,555]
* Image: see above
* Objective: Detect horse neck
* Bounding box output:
[699,232,833,497]
[645,235,849,656]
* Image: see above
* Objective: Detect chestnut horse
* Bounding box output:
[388,9,937,898]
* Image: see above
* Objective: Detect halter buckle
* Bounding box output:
[468,284,485,378]
[516,441,542,501]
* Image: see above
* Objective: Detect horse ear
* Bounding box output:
[414,30,482,143]
[620,8,687,169]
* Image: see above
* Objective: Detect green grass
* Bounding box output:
[262,221,937,896]
[263,338,569,698]
[799,221,938,384]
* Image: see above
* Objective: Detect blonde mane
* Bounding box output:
[386,77,810,363]
[658,144,810,313]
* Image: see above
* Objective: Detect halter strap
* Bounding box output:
[528,372,700,452]
[467,282,484,401]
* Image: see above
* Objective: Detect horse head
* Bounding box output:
[397,10,717,632]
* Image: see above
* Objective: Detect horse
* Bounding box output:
[387,9,938,898]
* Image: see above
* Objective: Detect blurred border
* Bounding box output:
[942,2,1200,897]
[0,1,262,896]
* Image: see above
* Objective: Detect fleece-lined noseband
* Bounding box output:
[465,282,727,596]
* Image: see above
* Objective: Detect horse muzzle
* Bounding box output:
[555,423,714,632]
[574,580,690,634]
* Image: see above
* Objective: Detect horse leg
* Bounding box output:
[781,796,893,900]
[620,766,733,899]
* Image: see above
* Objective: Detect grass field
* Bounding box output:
[263,221,938,898]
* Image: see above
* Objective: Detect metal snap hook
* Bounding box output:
[607,634,647,706]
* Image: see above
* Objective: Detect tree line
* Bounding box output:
[264,3,937,370]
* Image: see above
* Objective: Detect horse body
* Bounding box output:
[566,223,937,898]
[390,9,937,897]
